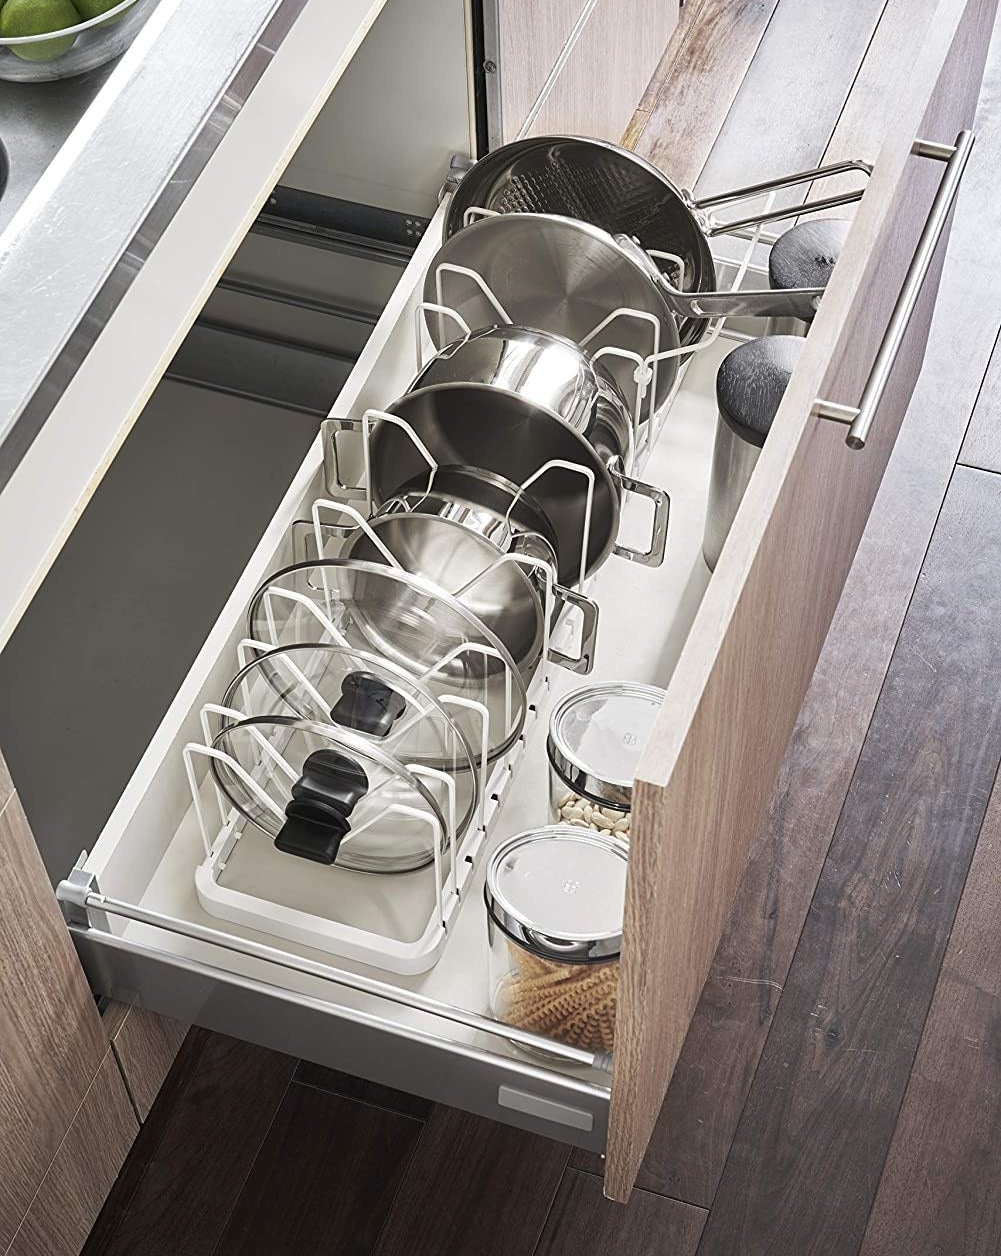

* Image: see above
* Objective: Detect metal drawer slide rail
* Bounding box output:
[59,869,612,1076]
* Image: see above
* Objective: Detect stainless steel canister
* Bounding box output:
[703,335,804,571]
[546,681,665,836]
[484,825,628,1054]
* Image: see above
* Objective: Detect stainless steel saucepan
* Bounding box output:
[413,326,636,467]
[309,481,599,676]
[443,135,870,346]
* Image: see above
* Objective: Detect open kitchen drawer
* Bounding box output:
[45,0,993,1204]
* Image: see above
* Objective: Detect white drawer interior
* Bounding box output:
[67,194,749,1098]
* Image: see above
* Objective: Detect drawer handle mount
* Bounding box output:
[814,130,974,450]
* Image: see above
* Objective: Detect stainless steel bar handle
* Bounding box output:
[814,130,974,450]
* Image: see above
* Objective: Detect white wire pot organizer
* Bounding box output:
[182,184,842,983]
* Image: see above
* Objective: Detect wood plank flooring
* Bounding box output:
[84,2,1001,1254]
[697,464,1001,1256]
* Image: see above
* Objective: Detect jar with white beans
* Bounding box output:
[546,682,666,838]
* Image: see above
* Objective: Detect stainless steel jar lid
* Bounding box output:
[484,825,628,963]
[547,681,665,811]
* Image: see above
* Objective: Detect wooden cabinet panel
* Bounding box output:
[496,0,590,143]
[604,0,996,1201]
[6,1052,138,1256]
[0,773,111,1251]
[104,1002,188,1121]
[527,0,673,141]
[496,0,677,145]
[524,0,678,143]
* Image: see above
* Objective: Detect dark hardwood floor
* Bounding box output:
[83,3,1001,1254]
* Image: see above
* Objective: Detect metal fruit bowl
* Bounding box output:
[0,0,157,82]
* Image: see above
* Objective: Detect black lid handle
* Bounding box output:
[275,749,369,864]
[329,671,407,738]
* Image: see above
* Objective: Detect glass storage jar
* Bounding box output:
[484,825,627,1055]
[546,682,665,837]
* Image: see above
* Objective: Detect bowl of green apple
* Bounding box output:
[0,0,158,81]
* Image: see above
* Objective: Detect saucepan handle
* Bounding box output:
[693,156,873,236]
[548,584,599,675]
[609,468,670,567]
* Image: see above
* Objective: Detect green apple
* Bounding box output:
[0,0,80,60]
[73,0,126,24]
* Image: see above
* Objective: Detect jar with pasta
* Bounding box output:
[484,825,627,1056]
[547,682,665,838]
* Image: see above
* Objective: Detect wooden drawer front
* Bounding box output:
[606,0,996,1202]
[104,1002,189,1121]
[6,1052,137,1256]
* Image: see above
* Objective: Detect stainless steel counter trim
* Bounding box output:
[0,0,312,493]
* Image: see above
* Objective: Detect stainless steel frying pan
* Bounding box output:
[444,135,870,345]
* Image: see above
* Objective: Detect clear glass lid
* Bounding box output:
[547,682,665,809]
[211,716,451,875]
[484,825,628,961]
[247,558,528,763]
[221,641,480,836]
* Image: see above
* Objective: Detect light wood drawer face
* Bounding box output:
[607,0,996,1202]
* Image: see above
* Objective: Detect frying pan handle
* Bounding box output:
[548,585,599,675]
[609,467,670,567]
[693,157,873,236]
[618,232,824,321]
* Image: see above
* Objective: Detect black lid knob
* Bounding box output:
[275,749,369,864]
[329,671,407,738]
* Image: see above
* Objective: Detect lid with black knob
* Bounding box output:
[210,715,452,874]
[247,558,528,765]
[221,641,481,840]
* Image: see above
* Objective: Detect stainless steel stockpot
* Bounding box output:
[368,383,669,583]
[412,326,635,471]
[342,506,599,677]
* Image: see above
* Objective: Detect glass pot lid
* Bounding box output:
[221,641,480,835]
[547,681,665,810]
[211,716,451,875]
[484,825,628,962]
[247,558,528,763]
